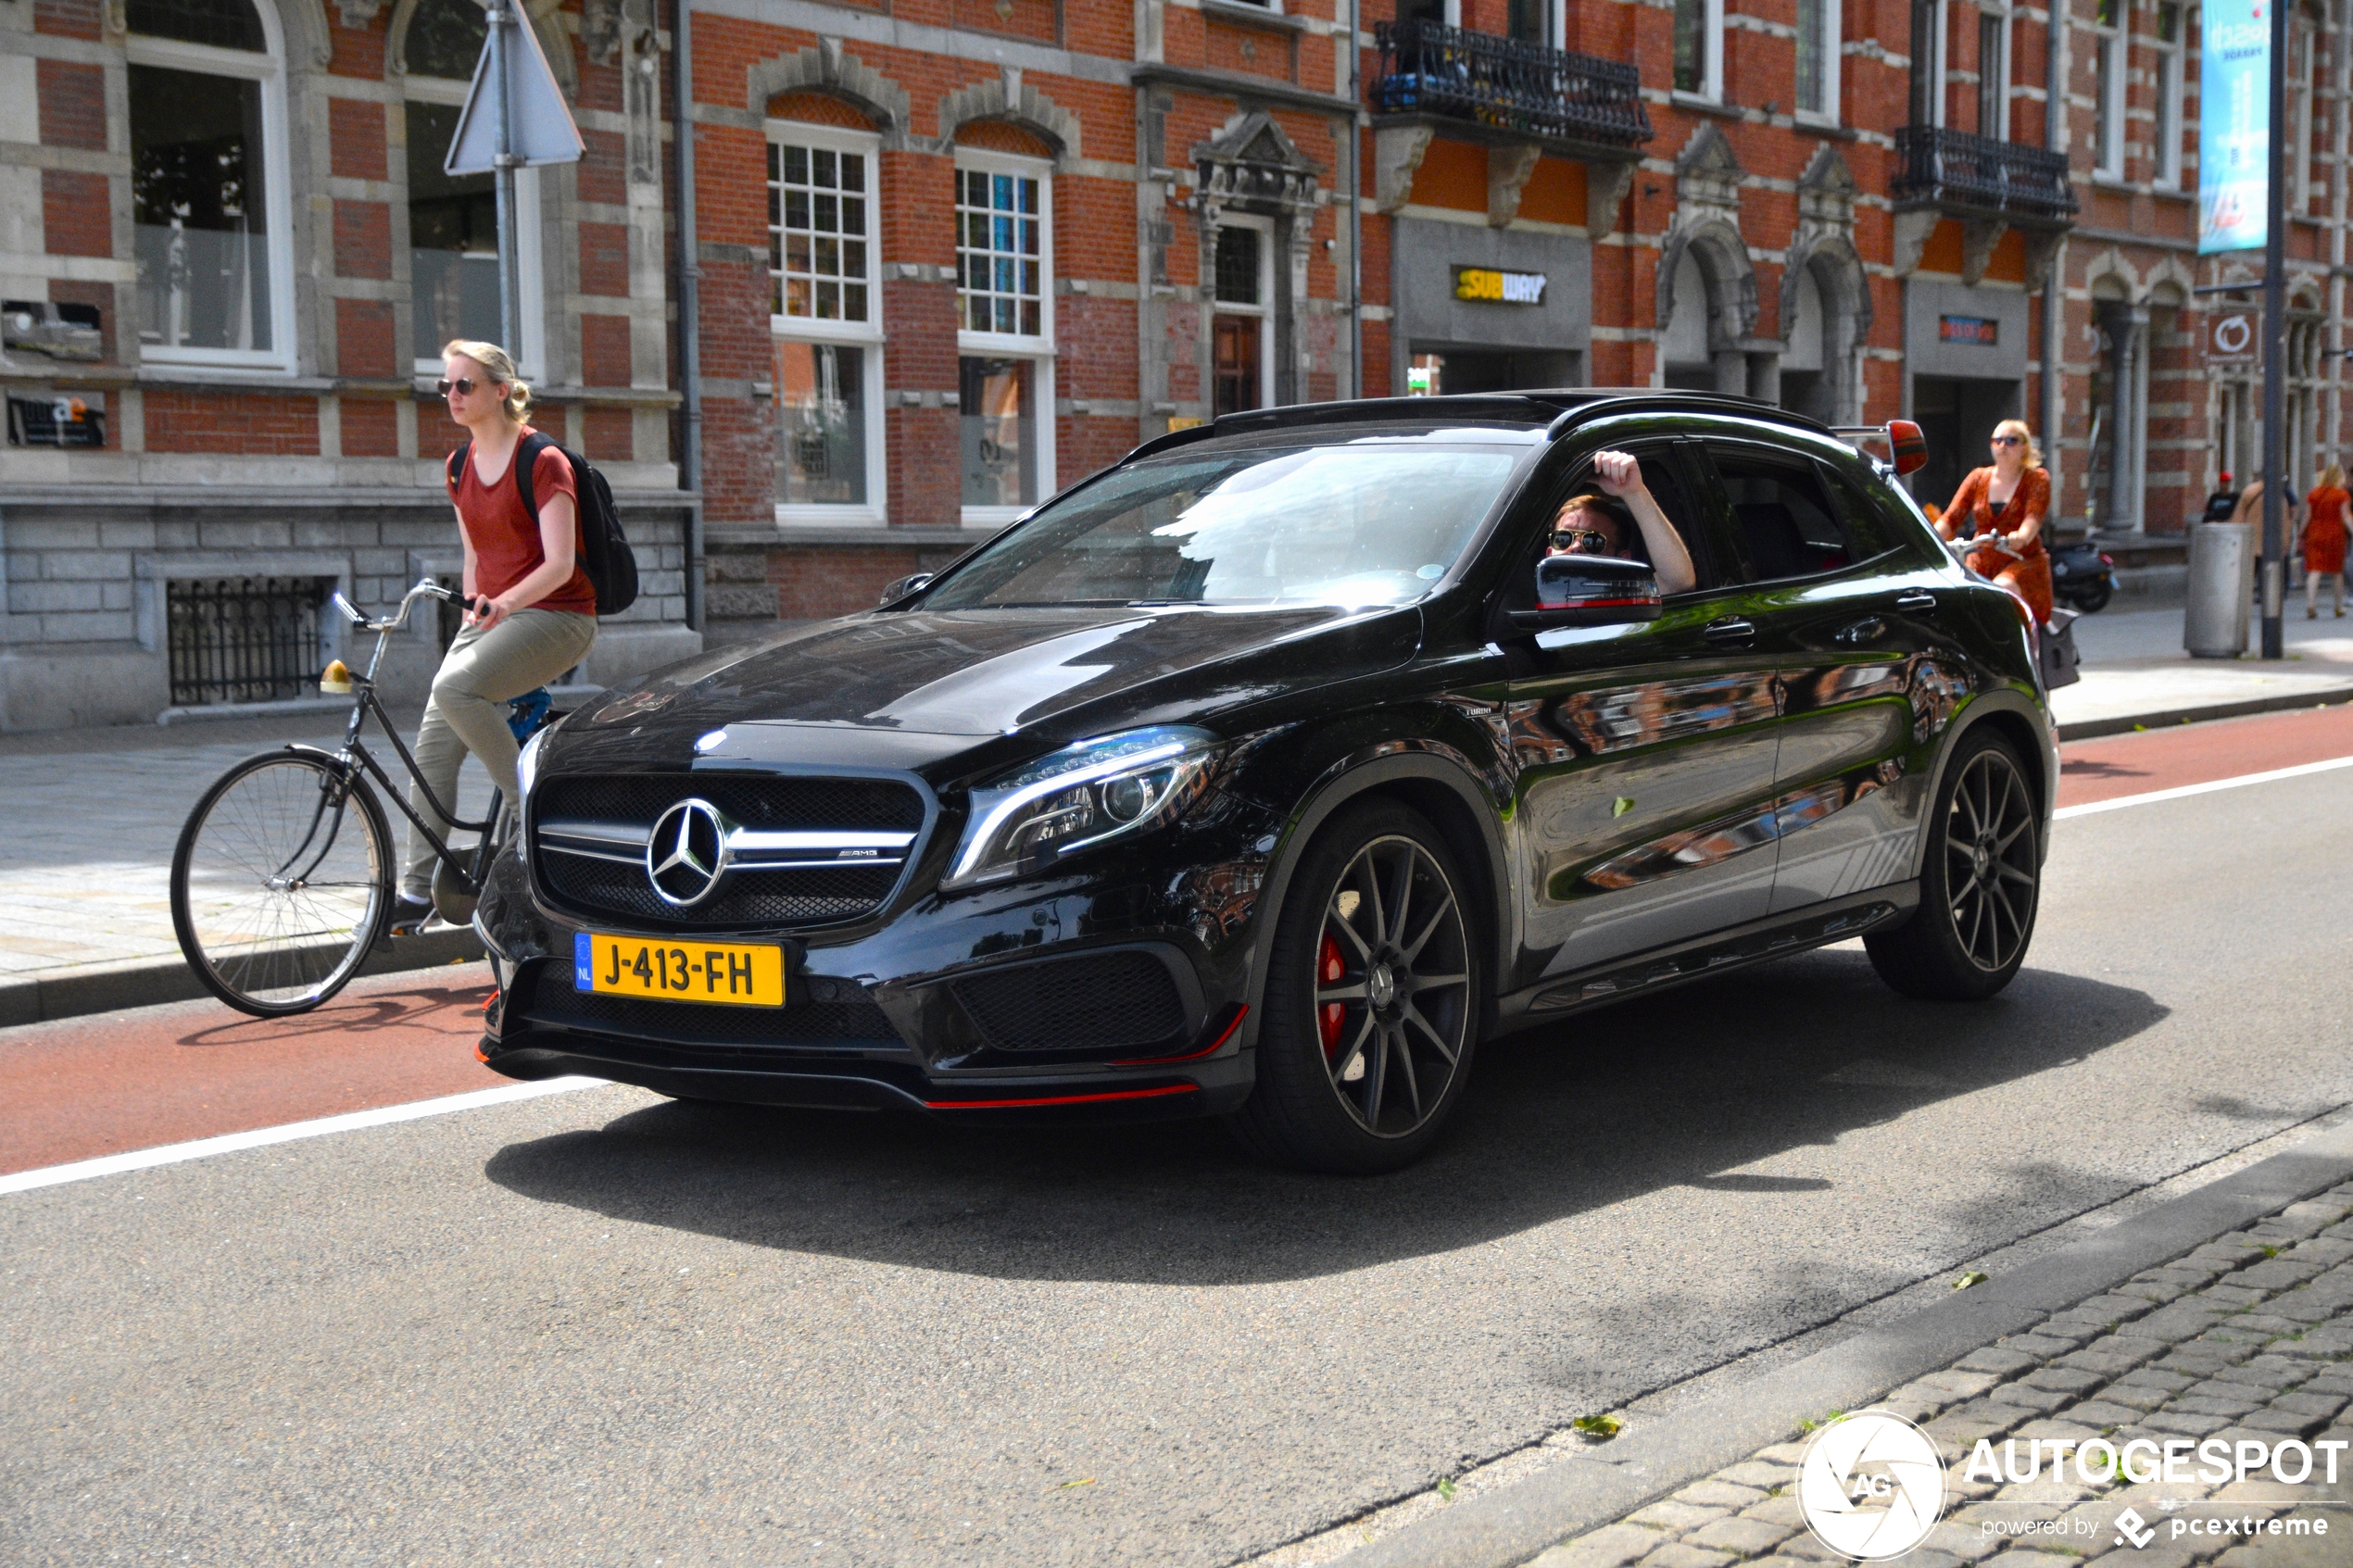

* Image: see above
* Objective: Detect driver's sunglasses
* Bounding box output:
[435,377,479,397]
[1991,434,2024,446]
[1551,527,1612,552]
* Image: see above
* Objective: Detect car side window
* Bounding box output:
[1503,444,1721,612]
[1709,447,1867,584]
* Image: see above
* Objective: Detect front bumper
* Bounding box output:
[472,795,1279,1123]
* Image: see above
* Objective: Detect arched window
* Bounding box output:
[128,0,292,367]
[1662,251,1712,390]
[401,0,540,373]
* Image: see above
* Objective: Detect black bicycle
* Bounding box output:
[170,578,556,1017]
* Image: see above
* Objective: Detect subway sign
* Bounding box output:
[1453,267,1547,305]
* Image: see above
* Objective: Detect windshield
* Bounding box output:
[922,441,1522,609]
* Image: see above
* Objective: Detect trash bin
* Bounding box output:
[2184,522,2254,658]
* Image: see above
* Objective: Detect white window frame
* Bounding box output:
[125,4,296,373]
[1926,0,1947,127]
[1669,0,1725,103]
[404,72,546,381]
[1974,5,2009,141]
[1793,0,1842,124]
[2091,0,2125,180]
[955,147,1054,528]
[1211,213,1275,414]
[2292,15,2317,213]
[767,119,886,525]
[2153,1,2184,188]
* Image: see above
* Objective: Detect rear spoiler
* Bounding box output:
[1831,420,1929,475]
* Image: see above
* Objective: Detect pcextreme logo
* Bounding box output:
[1796,1411,1947,1560]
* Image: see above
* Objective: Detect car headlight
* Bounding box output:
[944,725,1224,889]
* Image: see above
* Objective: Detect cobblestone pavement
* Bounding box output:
[1534,1186,2353,1568]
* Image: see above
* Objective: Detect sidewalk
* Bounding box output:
[1319,1123,2353,1568]
[2,602,2349,1024]
[0,707,493,1024]
[2053,607,2353,739]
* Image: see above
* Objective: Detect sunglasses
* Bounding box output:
[1551,527,1614,553]
[435,377,481,397]
[1991,434,2024,446]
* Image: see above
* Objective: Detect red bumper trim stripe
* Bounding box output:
[1115,1004,1248,1066]
[922,1084,1201,1111]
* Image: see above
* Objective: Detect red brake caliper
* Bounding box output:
[1318,933,1346,1056]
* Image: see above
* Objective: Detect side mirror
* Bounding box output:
[877,572,934,607]
[1887,419,1929,476]
[1508,555,1662,631]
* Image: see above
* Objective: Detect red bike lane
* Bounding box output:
[2,701,2347,1182]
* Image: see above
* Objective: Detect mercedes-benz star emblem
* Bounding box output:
[647,798,730,907]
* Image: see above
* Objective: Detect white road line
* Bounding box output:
[2054,754,2353,821]
[0,1076,607,1197]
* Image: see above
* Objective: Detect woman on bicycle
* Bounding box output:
[392,340,598,933]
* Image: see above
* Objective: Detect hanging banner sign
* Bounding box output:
[2196,0,2270,253]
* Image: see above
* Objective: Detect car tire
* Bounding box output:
[1227,800,1479,1174]
[1866,729,2041,1001]
[2071,582,2111,613]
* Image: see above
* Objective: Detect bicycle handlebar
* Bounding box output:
[332,578,472,633]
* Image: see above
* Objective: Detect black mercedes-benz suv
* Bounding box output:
[473,391,2056,1173]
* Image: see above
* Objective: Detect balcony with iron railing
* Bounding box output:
[1369,19,1652,151]
[1892,125,2077,225]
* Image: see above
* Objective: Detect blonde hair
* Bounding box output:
[2321,462,2346,490]
[441,339,531,420]
[1993,419,2042,468]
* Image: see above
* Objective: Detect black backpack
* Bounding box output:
[447,433,638,616]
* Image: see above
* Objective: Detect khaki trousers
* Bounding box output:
[400,607,597,898]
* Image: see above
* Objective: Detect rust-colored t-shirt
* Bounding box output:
[447,431,597,617]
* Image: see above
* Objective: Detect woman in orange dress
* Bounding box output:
[1938,419,2054,624]
[2302,462,2347,619]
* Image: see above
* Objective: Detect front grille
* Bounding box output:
[532,771,925,930]
[951,951,1187,1052]
[522,962,902,1048]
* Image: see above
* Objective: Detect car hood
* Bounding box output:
[544,602,1424,774]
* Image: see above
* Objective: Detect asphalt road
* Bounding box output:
[4,709,2351,1567]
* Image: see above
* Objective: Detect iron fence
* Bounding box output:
[1370,19,1652,147]
[1893,125,2077,220]
[166,576,328,707]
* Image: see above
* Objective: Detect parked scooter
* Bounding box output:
[2049,540,2117,612]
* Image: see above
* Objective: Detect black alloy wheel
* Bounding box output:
[1229,800,1478,1173]
[1866,730,2041,1001]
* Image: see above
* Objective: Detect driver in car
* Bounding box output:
[1546,449,1697,596]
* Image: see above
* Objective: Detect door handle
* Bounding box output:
[1702,617,1757,646]
[1894,590,1938,614]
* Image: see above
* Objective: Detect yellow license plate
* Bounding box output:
[573,933,786,1007]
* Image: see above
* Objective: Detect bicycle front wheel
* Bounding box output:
[171,751,395,1016]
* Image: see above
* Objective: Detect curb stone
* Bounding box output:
[1330,1122,2353,1568]
[2057,684,2353,742]
[0,925,487,1028]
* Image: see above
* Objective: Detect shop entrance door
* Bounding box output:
[1909,375,2020,513]
[1406,347,1580,395]
[1214,316,1262,416]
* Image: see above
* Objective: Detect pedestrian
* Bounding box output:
[2230,473,2308,607]
[391,340,599,934]
[2303,462,2348,620]
[1937,419,2054,624]
[2202,471,2240,523]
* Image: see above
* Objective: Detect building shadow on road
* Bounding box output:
[481,948,2167,1286]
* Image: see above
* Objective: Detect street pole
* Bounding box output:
[488,1,519,356]
[2258,0,2288,659]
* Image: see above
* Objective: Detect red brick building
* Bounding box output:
[0,0,696,729]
